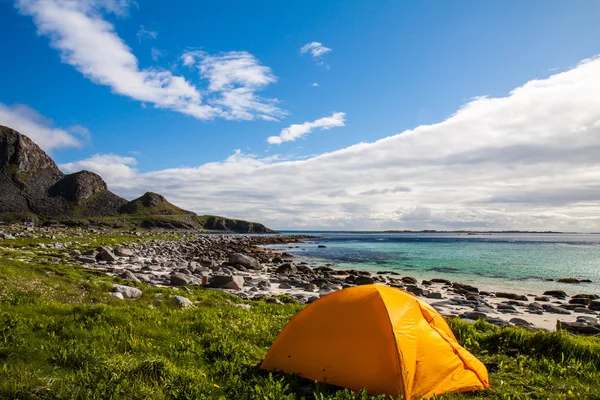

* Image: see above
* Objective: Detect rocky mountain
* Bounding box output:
[0,125,273,233]
[119,192,196,216]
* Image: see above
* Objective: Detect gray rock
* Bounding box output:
[172,295,193,308]
[107,292,124,300]
[401,276,417,284]
[509,318,531,326]
[78,255,97,264]
[229,253,261,270]
[534,296,550,302]
[405,285,424,296]
[112,284,142,299]
[304,283,318,292]
[279,282,292,289]
[114,247,135,257]
[257,280,272,290]
[234,303,251,309]
[97,248,118,262]
[355,276,375,285]
[276,263,298,275]
[170,273,193,286]
[497,303,518,313]
[460,312,488,320]
[120,270,140,282]
[425,291,443,299]
[589,300,600,311]
[543,304,571,315]
[543,290,567,299]
[210,275,245,290]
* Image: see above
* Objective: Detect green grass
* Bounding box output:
[0,255,599,399]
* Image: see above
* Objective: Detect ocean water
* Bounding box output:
[274,232,600,293]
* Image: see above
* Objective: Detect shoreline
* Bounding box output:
[1,225,598,335]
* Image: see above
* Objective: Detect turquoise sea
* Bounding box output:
[275,232,600,294]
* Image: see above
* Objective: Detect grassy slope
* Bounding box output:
[0,239,599,399]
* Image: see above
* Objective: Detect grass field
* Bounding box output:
[1,250,599,399]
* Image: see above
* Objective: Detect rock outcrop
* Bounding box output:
[0,125,127,218]
[0,125,274,233]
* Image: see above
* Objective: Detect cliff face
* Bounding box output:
[0,125,127,217]
[0,125,274,233]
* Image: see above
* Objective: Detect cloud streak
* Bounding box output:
[268,112,346,144]
[16,0,283,121]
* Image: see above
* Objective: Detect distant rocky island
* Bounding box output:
[0,125,273,233]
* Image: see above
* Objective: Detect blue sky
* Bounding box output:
[2,0,600,230]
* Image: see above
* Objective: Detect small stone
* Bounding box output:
[120,270,140,282]
[209,275,245,290]
[234,303,251,309]
[114,247,135,257]
[107,292,124,300]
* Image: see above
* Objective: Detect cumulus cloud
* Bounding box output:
[300,41,332,58]
[59,153,138,181]
[312,82,319,87]
[63,56,600,231]
[0,103,85,151]
[15,0,282,121]
[267,112,346,144]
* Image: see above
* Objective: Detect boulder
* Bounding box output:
[543,290,567,299]
[120,270,140,282]
[430,278,451,285]
[112,284,142,299]
[460,312,487,320]
[97,247,117,262]
[355,276,375,285]
[543,304,571,315]
[589,300,600,311]
[107,292,124,300]
[229,253,261,270]
[401,276,418,284]
[78,255,97,264]
[114,247,135,257]
[210,275,245,290]
[569,298,591,306]
[405,285,424,296]
[276,263,298,275]
[172,295,193,308]
[170,273,193,286]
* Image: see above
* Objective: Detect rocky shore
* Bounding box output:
[1,225,599,335]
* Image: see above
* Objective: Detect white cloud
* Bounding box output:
[300,42,332,58]
[268,112,346,144]
[181,51,285,121]
[15,0,282,121]
[150,47,165,61]
[60,153,138,181]
[0,103,85,152]
[66,56,600,231]
[136,25,157,42]
[312,82,319,87]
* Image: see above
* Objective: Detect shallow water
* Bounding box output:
[274,232,600,293]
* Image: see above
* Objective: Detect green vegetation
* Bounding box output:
[0,254,599,399]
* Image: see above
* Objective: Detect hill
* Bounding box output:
[0,125,273,233]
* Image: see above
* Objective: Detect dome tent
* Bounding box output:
[261,285,489,399]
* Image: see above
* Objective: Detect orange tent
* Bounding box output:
[261,285,489,399]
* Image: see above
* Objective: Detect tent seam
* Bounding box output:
[374,286,408,400]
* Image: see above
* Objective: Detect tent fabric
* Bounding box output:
[260,285,489,399]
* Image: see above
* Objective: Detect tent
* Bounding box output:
[261,285,489,399]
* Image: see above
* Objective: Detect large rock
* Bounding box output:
[355,276,375,285]
[589,300,600,311]
[172,295,193,308]
[210,275,245,290]
[96,247,118,262]
[276,263,298,275]
[229,253,261,270]
[543,290,567,299]
[112,284,142,299]
[114,247,135,257]
[170,273,193,286]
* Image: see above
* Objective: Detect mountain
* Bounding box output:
[0,125,273,233]
[0,125,127,218]
[119,192,196,216]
